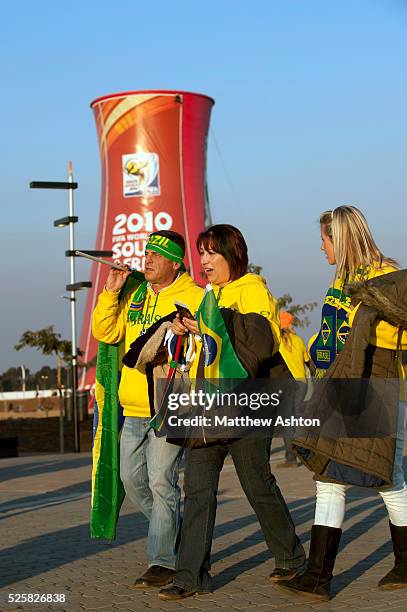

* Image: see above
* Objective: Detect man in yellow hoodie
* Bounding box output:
[92,231,203,589]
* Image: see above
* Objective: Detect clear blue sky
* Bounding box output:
[1,0,406,373]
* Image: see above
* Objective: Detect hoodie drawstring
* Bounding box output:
[141,293,159,335]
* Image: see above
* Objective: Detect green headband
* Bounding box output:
[146,234,186,269]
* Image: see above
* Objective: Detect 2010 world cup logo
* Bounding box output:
[122,152,160,197]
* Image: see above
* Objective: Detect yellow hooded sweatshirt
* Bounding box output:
[280,332,309,380]
[211,273,281,351]
[92,273,203,417]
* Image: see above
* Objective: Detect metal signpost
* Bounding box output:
[30,163,113,452]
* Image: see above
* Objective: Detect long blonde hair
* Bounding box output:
[320,205,398,279]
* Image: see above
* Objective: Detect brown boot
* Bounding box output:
[276,525,342,601]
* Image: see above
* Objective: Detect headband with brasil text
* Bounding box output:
[145,234,186,270]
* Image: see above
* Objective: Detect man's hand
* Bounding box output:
[105,263,132,292]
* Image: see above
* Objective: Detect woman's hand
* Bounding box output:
[171,314,189,336]
[182,317,200,335]
[170,315,200,336]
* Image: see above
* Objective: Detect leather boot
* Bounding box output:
[378,522,407,589]
[276,524,342,601]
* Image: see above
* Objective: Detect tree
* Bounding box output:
[33,366,59,391]
[0,367,25,392]
[14,326,82,393]
[248,263,317,328]
[247,263,263,276]
[276,294,317,329]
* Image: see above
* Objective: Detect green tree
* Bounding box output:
[276,294,317,329]
[0,367,25,392]
[247,263,263,275]
[14,326,81,393]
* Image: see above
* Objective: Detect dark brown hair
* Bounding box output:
[196,224,248,281]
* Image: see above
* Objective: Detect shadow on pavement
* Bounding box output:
[213,495,316,563]
[212,493,388,590]
[0,491,235,588]
[0,456,91,483]
[1,455,402,592]
[333,539,392,597]
[332,502,389,595]
[0,511,146,588]
[212,497,316,589]
[0,480,91,522]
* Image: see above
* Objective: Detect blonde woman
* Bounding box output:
[278,205,407,601]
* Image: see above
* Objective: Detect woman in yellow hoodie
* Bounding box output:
[278,206,407,602]
[159,224,305,601]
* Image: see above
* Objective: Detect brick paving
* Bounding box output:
[0,443,406,611]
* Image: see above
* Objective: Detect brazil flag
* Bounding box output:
[90,271,144,540]
[196,284,248,379]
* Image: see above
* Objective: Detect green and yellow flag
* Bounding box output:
[196,284,248,380]
[90,272,144,540]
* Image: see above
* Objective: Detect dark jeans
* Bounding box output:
[173,437,305,592]
[282,381,307,461]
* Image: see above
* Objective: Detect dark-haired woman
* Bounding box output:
[159,224,305,601]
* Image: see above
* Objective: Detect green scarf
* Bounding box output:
[127,281,148,324]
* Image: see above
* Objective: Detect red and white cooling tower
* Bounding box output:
[79,90,214,389]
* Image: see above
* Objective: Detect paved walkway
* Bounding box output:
[0,443,406,611]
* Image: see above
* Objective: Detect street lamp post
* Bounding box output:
[30,163,113,453]
[67,162,80,454]
[31,164,86,453]
[30,162,80,453]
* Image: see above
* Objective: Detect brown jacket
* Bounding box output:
[294,269,407,488]
[122,308,288,448]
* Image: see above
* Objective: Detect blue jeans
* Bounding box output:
[120,417,183,569]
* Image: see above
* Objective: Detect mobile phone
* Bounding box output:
[174,300,194,320]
